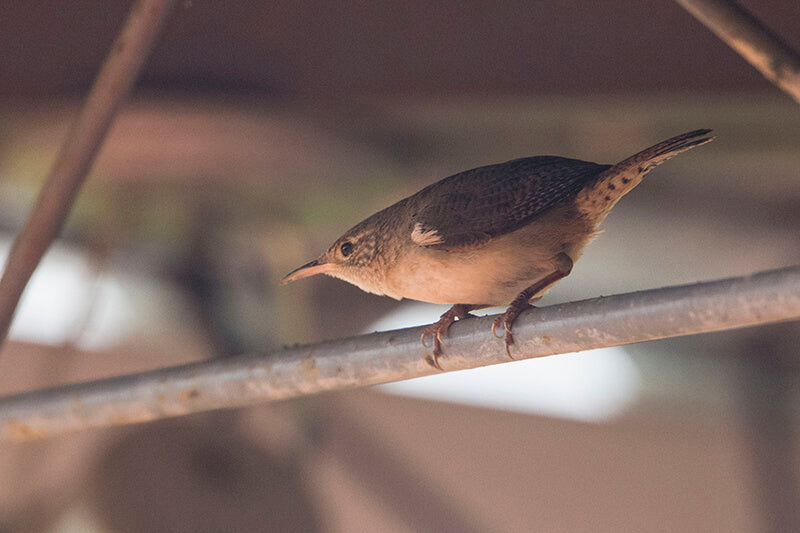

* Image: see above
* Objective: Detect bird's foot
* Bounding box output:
[492,301,534,358]
[491,255,572,358]
[421,304,477,370]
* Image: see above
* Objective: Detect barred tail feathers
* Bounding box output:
[575,129,714,220]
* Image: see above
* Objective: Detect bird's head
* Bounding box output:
[282,227,384,291]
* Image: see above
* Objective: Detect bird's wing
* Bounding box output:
[410,156,610,249]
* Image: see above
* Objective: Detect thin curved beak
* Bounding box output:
[282,258,338,284]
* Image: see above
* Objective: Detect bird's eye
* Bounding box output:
[340,241,354,257]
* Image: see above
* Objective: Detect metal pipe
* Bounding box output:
[675,0,800,103]
[1,265,799,441]
[0,0,176,347]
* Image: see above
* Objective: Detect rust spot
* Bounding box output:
[607,183,616,190]
[110,412,133,425]
[181,388,200,401]
[5,419,46,441]
[622,177,631,184]
[604,195,611,201]
[300,356,319,379]
[387,336,396,344]
[541,335,553,343]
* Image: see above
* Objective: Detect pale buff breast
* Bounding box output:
[382,212,598,305]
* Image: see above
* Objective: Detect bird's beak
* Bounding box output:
[282,258,338,284]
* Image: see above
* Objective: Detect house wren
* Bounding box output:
[283,129,714,369]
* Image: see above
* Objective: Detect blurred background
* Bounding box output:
[1,1,799,531]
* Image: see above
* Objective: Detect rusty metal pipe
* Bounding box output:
[1,265,799,441]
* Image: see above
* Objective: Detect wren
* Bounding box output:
[283,129,714,369]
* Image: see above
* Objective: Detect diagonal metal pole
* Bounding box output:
[0,0,175,350]
[0,265,798,441]
[675,0,800,103]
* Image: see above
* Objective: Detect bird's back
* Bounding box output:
[407,156,610,249]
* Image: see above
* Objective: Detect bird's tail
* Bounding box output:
[575,129,714,221]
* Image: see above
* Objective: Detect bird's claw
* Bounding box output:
[421,324,446,370]
[492,313,516,359]
[422,304,481,370]
[491,315,505,338]
[420,328,433,348]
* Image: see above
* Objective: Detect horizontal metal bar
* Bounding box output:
[1,265,799,441]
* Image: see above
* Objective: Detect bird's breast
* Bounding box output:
[384,237,550,306]
[382,208,597,305]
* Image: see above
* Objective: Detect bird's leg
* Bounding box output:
[422,303,483,370]
[492,253,574,358]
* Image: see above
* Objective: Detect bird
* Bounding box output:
[283,129,714,369]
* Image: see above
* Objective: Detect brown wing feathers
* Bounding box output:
[411,156,610,249]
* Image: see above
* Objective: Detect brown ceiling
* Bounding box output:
[2,1,800,99]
